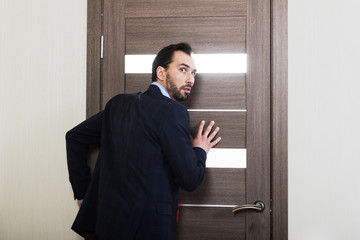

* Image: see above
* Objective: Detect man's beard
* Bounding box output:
[165,74,191,102]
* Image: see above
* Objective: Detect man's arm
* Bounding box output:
[66,111,103,200]
[160,106,221,192]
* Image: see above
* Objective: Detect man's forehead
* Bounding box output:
[172,51,196,70]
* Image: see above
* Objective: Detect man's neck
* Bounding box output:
[151,81,171,99]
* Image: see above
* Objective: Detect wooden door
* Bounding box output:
[85,0,285,239]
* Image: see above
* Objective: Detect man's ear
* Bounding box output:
[156,66,166,82]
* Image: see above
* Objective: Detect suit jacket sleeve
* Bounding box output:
[65,111,103,199]
[160,104,207,192]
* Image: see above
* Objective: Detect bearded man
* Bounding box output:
[66,43,221,240]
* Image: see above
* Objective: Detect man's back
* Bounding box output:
[69,85,207,239]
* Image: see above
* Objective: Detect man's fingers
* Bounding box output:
[209,126,221,147]
[208,127,220,140]
[197,120,206,136]
[210,136,222,147]
[204,121,215,136]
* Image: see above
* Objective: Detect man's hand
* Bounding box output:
[191,120,221,153]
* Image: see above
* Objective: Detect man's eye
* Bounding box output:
[180,68,186,73]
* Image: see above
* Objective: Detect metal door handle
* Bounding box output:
[232,201,265,213]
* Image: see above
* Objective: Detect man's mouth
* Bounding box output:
[182,85,192,94]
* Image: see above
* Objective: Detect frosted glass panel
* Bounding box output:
[193,54,247,73]
[125,54,247,74]
[125,55,155,73]
[206,149,246,168]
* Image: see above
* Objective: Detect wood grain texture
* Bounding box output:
[102,0,125,107]
[183,74,246,109]
[246,0,271,239]
[125,74,152,93]
[86,0,102,118]
[126,0,247,18]
[189,111,246,148]
[179,168,245,205]
[271,0,288,239]
[125,74,246,109]
[176,207,246,240]
[126,17,246,54]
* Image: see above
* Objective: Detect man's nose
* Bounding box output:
[186,72,195,85]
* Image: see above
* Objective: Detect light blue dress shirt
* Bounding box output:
[151,82,171,99]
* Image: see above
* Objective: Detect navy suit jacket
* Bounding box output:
[66,85,207,240]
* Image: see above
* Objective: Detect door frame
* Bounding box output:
[270,0,288,239]
[85,0,288,239]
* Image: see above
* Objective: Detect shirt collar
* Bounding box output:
[151,82,171,99]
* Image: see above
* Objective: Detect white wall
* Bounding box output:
[289,0,360,239]
[0,0,86,239]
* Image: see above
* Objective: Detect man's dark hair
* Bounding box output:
[151,42,193,82]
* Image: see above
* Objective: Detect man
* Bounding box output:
[66,43,221,240]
